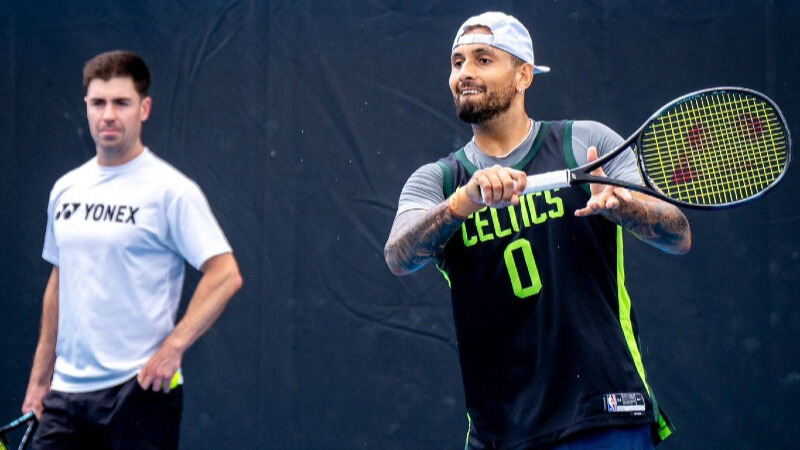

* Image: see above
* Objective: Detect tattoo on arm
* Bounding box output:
[384,202,464,275]
[605,195,691,254]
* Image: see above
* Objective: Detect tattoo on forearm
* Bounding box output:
[385,202,464,274]
[606,198,690,250]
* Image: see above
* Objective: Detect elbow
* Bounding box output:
[221,257,244,297]
[676,229,692,255]
[664,221,692,255]
[230,270,244,294]
[384,241,411,276]
[669,236,691,255]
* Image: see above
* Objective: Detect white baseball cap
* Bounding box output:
[452,11,550,75]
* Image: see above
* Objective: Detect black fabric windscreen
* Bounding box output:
[1,1,799,448]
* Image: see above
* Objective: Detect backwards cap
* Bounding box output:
[452,11,550,74]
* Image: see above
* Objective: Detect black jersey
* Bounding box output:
[436,121,672,449]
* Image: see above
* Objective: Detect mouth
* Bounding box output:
[460,89,481,96]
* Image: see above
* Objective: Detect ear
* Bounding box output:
[140,96,152,122]
[516,63,534,93]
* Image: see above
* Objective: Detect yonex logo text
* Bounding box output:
[55,202,139,225]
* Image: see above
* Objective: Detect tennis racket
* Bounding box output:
[521,87,791,208]
[0,412,37,450]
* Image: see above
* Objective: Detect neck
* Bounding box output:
[471,107,532,157]
[96,141,145,167]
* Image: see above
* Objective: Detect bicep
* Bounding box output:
[396,163,446,215]
[199,252,237,274]
[167,184,232,271]
[43,266,59,303]
[572,120,642,185]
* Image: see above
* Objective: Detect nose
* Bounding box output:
[101,103,116,121]
[457,60,477,81]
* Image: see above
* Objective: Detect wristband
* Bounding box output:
[448,186,480,220]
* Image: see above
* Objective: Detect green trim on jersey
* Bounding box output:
[438,160,456,198]
[454,122,552,176]
[562,120,591,195]
[437,264,452,288]
[563,120,577,169]
[465,413,473,449]
[616,227,651,394]
[616,226,674,442]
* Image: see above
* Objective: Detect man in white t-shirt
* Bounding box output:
[21,50,243,449]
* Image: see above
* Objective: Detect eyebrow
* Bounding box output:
[451,46,497,61]
[87,96,135,105]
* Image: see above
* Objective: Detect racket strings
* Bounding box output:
[639,91,788,206]
[648,97,779,202]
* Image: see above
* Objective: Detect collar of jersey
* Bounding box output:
[455,121,550,175]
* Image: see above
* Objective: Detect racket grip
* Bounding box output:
[522,170,571,194]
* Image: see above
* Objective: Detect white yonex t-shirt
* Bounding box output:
[42,148,232,393]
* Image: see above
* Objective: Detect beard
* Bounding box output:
[454,82,516,124]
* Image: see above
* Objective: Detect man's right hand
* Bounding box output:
[465,165,528,208]
[22,381,49,419]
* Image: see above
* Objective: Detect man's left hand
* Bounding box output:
[137,341,183,393]
[574,146,633,217]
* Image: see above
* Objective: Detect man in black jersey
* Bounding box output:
[385,11,691,450]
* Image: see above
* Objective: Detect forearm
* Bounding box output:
[163,253,242,354]
[384,202,464,276]
[24,267,59,414]
[29,336,56,387]
[605,193,691,254]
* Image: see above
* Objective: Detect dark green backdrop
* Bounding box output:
[1,1,799,448]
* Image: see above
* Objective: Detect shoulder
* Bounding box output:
[404,162,445,188]
[570,120,624,156]
[48,159,95,200]
[144,151,204,194]
[571,120,621,139]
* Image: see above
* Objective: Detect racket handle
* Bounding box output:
[479,170,571,203]
[522,170,571,194]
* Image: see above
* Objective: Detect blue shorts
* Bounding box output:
[547,425,654,450]
[32,376,182,450]
[467,425,654,450]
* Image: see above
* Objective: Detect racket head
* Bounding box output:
[634,87,791,209]
[0,412,36,450]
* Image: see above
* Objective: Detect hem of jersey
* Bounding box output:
[51,370,142,394]
[51,368,184,394]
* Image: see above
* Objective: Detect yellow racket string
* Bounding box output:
[639,91,788,206]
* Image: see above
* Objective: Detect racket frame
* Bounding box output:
[524,87,792,209]
[0,412,37,450]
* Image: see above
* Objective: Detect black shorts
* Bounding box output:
[32,376,182,450]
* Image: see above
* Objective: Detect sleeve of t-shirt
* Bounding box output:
[166,183,232,271]
[571,120,643,185]
[396,163,446,215]
[41,188,59,266]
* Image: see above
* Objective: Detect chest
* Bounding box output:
[51,182,168,253]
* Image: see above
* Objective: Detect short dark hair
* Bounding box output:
[82,50,151,97]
